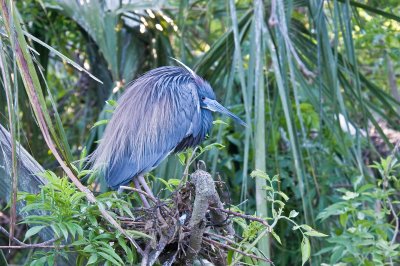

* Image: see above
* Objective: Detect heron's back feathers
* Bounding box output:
[91,66,213,189]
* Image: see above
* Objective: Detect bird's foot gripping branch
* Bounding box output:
[4,168,326,265]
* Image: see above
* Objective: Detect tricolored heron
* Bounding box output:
[91,62,245,206]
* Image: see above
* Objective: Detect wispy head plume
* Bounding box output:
[170,57,195,77]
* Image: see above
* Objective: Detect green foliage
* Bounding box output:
[18,171,143,266]
[227,170,327,265]
[317,154,400,265]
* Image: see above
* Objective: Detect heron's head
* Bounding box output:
[197,80,246,127]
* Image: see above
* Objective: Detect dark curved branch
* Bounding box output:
[184,169,233,265]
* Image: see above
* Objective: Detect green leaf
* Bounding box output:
[339,213,348,227]
[342,191,359,200]
[263,185,274,191]
[106,100,117,107]
[118,237,134,264]
[24,225,46,241]
[83,245,96,253]
[51,224,62,239]
[177,153,186,165]
[97,246,124,265]
[274,200,285,208]
[293,224,313,232]
[356,184,375,193]
[30,256,48,266]
[271,230,282,245]
[98,252,122,266]
[301,236,311,266]
[58,223,70,241]
[250,170,271,181]
[94,233,114,241]
[87,254,98,265]
[277,191,289,201]
[304,230,328,237]
[23,31,102,84]
[71,239,87,246]
[91,119,109,129]
[157,178,170,189]
[168,179,181,186]
[65,222,76,239]
[77,170,93,178]
[203,143,225,151]
[213,119,229,126]
[126,230,153,240]
[289,210,299,218]
[227,250,234,264]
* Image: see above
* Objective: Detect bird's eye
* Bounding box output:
[201,96,206,100]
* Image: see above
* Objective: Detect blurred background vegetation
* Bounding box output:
[0,0,399,265]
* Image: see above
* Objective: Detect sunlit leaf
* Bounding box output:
[24,225,46,241]
[301,236,311,266]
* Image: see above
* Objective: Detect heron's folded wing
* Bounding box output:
[103,79,201,189]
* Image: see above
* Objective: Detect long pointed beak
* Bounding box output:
[203,98,247,127]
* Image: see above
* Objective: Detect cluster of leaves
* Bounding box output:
[235,170,328,265]
[317,155,400,265]
[18,171,143,266]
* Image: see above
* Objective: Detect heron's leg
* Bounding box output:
[138,175,156,200]
[133,178,151,208]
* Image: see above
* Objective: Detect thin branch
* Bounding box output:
[204,231,236,246]
[0,225,58,247]
[0,225,24,246]
[210,207,271,231]
[183,146,199,179]
[386,142,399,246]
[119,186,156,202]
[388,199,399,246]
[0,244,65,249]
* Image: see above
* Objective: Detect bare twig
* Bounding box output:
[183,146,199,179]
[385,142,399,246]
[141,243,151,266]
[120,185,156,202]
[0,225,58,248]
[147,226,177,266]
[0,244,64,249]
[210,207,271,231]
[388,199,399,246]
[0,225,24,246]
[204,232,236,246]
